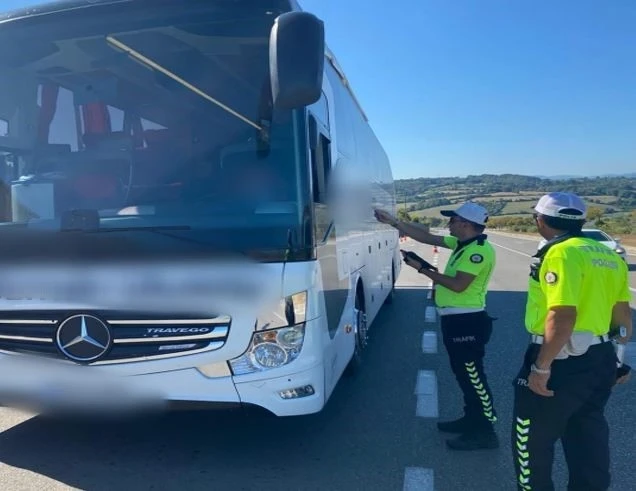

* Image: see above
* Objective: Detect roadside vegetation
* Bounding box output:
[394,174,636,245]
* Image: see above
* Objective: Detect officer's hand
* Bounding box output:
[615,364,631,386]
[401,250,438,273]
[374,208,397,226]
[615,372,631,385]
[403,254,422,271]
[528,372,554,397]
[617,328,632,345]
[413,258,438,272]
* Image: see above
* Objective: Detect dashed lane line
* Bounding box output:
[404,248,439,491]
[424,306,437,323]
[489,241,532,258]
[415,370,439,418]
[427,252,439,300]
[422,331,437,354]
[403,467,435,491]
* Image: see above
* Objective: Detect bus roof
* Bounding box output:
[0,1,132,22]
[0,0,291,23]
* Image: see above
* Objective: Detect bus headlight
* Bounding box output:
[229,291,308,375]
[252,342,288,368]
[229,324,306,375]
[255,291,307,331]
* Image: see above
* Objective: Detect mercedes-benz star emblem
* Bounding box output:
[56,314,112,362]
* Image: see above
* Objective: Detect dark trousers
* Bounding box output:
[512,342,616,491]
[440,311,497,431]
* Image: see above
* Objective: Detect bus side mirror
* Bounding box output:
[270,11,324,110]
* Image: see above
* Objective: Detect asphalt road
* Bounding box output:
[0,232,634,491]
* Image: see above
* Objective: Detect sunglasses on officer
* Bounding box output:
[448,216,470,226]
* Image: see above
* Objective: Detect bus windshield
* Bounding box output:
[0,1,309,260]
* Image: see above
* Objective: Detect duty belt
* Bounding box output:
[531,333,610,345]
[437,307,484,316]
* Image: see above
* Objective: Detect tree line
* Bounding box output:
[393,174,636,234]
[397,208,635,235]
[395,174,636,209]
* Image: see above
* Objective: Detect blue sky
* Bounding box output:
[3,1,635,179]
[300,0,636,179]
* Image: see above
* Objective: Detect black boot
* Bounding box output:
[446,428,499,451]
[437,416,472,433]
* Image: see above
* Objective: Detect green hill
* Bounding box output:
[394,174,636,234]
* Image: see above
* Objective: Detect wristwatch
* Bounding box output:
[531,363,551,375]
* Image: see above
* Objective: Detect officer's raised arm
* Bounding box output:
[373,209,447,248]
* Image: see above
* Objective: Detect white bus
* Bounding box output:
[0,0,400,417]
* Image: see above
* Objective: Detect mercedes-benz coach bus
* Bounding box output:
[0,0,400,417]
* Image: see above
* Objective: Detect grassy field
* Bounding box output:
[396,174,635,240]
[405,191,625,217]
[410,205,454,218]
[500,200,534,214]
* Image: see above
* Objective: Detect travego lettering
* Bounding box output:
[147,328,211,334]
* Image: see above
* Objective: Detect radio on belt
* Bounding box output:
[614,326,628,367]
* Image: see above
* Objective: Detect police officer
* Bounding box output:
[512,192,632,491]
[375,201,499,450]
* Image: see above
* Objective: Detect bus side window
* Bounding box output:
[309,115,332,204]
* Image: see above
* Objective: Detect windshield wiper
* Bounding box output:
[106,36,263,132]
[59,221,205,245]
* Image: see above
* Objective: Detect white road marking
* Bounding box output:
[403,467,435,491]
[422,331,437,354]
[415,370,439,418]
[407,250,440,485]
[490,241,532,258]
[489,231,539,241]
[426,251,438,297]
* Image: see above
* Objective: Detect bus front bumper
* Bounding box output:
[0,355,325,418]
